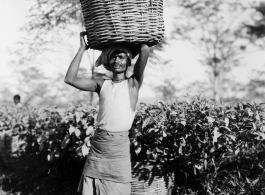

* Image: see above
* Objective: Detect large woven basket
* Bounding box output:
[131,162,173,195]
[80,0,165,50]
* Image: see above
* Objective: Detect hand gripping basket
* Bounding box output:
[131,162,173,195]
[80,0,165,50]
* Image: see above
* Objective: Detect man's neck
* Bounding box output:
[112,73,126,81]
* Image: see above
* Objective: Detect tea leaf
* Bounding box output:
[75,112,81,123]
[213,127,221,144]
[75,128,81,137]
[225,117,229,127]
[135,145,142,154]
[81,144,89,157]
[86,126,94,136]
[69,125,75,135]
[207,117,215,123]
[142,118,151,129]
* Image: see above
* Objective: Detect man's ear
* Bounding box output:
[127,58,132,67]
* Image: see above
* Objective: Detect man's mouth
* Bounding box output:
[112,64,121,69]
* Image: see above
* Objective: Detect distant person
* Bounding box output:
[13,95,22,109]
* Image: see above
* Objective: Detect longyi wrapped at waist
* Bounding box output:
[90,129,130,158]
[82,129,131,183]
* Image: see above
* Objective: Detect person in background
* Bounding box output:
[13,95,22,109]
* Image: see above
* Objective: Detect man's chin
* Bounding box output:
[111,69,126,74]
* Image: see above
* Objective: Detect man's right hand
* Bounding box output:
[64,31,104,93]
[80,31,89,51]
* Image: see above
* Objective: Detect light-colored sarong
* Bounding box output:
[77,175,131,195]
[77,129,131,195]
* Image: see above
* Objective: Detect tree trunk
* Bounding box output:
[213,75,220,102]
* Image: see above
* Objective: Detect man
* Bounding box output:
[13,95,22,109]
[64,32,150,195]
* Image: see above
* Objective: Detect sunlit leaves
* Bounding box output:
[142,117,151,129]
[225,117,229,127]
[2,97,265,194]
[207,117,215,123]
[74,128,81,137]
[47,151,54,162]
[61,134,70,149]
[86,126,94,136]
[213,127,221,144]
[69,125,75,135]
[76,144,90,157]
[135,145,142,155]
[130,96,265,193]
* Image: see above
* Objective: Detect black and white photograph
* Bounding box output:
[1,0,265,194]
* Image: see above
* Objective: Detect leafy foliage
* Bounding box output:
[130,96,265,194]
[245,2,265,40]
[0,104,97,195]
[1,97,265,194]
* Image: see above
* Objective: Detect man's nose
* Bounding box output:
[114,57,119,63]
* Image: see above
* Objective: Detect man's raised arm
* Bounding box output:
[64,32,103,93]
[133,44,150,88]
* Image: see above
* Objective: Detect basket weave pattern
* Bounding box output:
[131,162,173,195]
[80,0,164,50]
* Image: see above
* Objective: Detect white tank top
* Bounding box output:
[95,79,136,132]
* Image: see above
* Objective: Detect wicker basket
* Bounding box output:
[80,0,165,50]
[131,162,173,195]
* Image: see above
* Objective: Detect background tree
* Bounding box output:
[15,0,100,106]
[149,60,181,101]
[242,2,265,102]
[21,0,82,56]
[14,0,168,106]
[246,2,265,43]
[172,0,252,101]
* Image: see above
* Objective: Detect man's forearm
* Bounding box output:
[64,48,85,84]
[134,44,150,78]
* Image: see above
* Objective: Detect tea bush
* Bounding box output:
[130,97,265,194]
[0,104,97,195]
[1,96,265,195]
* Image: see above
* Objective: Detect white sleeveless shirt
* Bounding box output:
[95,79,136,132]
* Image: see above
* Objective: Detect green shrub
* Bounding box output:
[0,104,97,195]
[1,97,265,195]
[130,96,265,194]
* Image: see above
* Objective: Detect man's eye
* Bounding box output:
[119,56,125,59]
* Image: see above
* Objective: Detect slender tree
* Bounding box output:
[21,0,82,52]
[17,0,101,105]
[172,0,252,101]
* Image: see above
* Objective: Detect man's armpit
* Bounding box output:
[94,78,105,94]
[128,75,140,89]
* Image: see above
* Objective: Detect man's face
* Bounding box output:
[14,98,20,104]
[109,50,130,73]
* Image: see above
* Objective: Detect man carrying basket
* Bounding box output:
[64,32,150,195]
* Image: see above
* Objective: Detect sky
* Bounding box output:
[1,0,265,105]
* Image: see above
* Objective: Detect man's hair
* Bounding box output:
[14,94,21,100]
